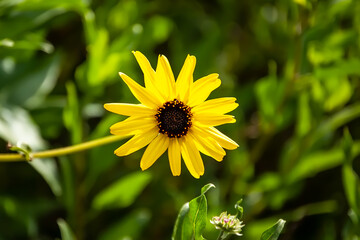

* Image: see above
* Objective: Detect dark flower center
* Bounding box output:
[155,99,192,138]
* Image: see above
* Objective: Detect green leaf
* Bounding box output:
[185,195,207,240]
[63,81,82,144]
[342,128,353,162]
[307,30,356,66]
[29,159,62,197]
[0,9,66,40]
[1,54,61,106]
[15,0,87,11]
[260,219,286,240]
[309,103,360,150]
[57,218,75,240]
[293,0,311,8]
[342,165,360,216]
[172,183,215,240]
[0,106,62,196]
[255,76,278,124]
[255,74,286,131]
[146,15,173,43]
[0,37,54,54]
[342,129,360,217]
[87,28,109,86]
[323,77,352,111]
[92,171,152,209]
[172,203,190,240]
[99,209,151,240]
[315,58,360,78]
[288,141,360,183]
[85,114,124,189]
[59,156,75,217]
[0,195,57,238]
[319,103,360,132]
[201,183,215,195]
[235,199,244,219]
[296,91,312,136]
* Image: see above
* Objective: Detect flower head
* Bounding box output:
[104,51,238,178]
[210,212,244,236]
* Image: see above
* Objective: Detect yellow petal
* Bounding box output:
[193,113,236,126]
[193,125,238,150]
[132,51,156,89]
[200,126,239,150]
[189,130,225,162]
[119,72,162,108]
[168,138,181,176]
[192,97,238,115]
[114,127,159,156]
[180,136,204,178]
[176,55,196,103]
[104,103,155,116]
[188,73,221,107]
[132,51,166,101]
[110,116,156,136]
[156,54,176,100]
[179,138,199,178]
[140,134,169,170]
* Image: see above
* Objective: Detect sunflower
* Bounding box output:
[104,51,238,178]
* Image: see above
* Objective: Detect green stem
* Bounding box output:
[217,231,225,240]
[0,135,124,162]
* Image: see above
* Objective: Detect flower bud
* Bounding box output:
[210,211,244,236]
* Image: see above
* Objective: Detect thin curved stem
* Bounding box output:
[0,135,124,162]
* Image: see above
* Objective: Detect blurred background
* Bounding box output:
[0,0,360,239]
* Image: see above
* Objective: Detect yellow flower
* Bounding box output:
[104,51,238,178]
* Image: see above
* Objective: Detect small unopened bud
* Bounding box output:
[210,211,244,236]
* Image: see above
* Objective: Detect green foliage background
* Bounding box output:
[1,0,360,239]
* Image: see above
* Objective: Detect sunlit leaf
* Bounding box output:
[342,165,360,216]
[29,159,62,197]
[172,203,190,240]
[201,183,215,195]
[87,28,109,86]
[0,106,62,196]
[311,103,360,146]
[288,141,360,183]
[63,81,82,144]
[260,219,286,240]
[315,58,360,78]
[308,42,343,66]
[235,199,244,219]
[187,196,207,240]
[92,172,152,209]
[99,209,151,240]
[342,128,353,163]
[323,78,352,111]
[0,10,65,39]
[253,173,281,192]
[14,0,86,11]
[0,37,53,53]
[296,92,312,136]
[86,114,124,189]
[57,219,75,240]
[255,75,285,131]
[108,0,139,30]
[341,129,360,217]
[1,54,61,107]
[172,183,214,240]
[147,15,173,43]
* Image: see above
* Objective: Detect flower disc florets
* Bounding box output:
[155,99,192,138]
